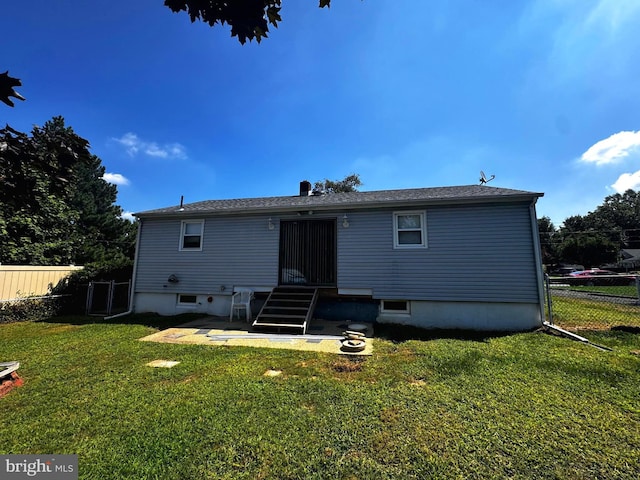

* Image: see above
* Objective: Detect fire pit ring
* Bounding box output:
[340,338,366,352]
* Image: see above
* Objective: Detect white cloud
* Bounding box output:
[611,170,640,192]
[583,0,640,34]
[102,172,130,186]
[524,0,640,47]
[120,211,135,222]
[114,132,140,155]
[145,144,168,158]
[580,131,640,165]
[113,132,187,160]
[517,0,640,92]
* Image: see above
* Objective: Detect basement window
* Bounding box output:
[380,300,410,314]
[177,294,197,305]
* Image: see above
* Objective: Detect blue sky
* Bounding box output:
[2,0,640,226]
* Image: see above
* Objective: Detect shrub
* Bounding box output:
[0,296,61,324]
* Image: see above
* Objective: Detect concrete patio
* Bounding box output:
[139,316,373,355]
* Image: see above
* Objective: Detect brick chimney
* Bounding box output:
[299,180,312,196]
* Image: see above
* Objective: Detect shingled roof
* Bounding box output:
[135,184,543,218]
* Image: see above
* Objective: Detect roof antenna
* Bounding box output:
[179,195,184,211]
[479,171,495,185]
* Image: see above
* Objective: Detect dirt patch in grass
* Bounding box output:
[331,358,365,373]
[557,323,640,333]
[410,379,427,386]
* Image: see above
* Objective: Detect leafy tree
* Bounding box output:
[314,173,362,193]
[0,117,136,266]
[164,0,332,44]
[68,153,137,264]
[550,190,640,268]
[560,215,589,234]
[583,190,640,248]
[556,233,618,268]
[537,216,558,267]
[0,71,24,107]
[0,123,76,264]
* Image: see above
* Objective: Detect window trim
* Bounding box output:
[380,300,410,314]
[179,220,204,251]
[177,294,198,306]
[393,211,427,249]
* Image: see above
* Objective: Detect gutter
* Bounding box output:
[104,218,142,321]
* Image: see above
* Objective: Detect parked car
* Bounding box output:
[565,269,637,286]
[550,265,584,276]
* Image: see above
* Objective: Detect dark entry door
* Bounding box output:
[279,219,336,286]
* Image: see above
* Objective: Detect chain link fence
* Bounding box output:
[86,280,131,316]
[545,274,640,330]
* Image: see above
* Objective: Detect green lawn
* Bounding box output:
[552,284,638,298]
[1,314,639,479]
[550,294,640,330]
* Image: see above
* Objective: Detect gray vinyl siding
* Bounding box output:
[135,216,279,293]
[337,202,539,303]
[135,201,539,303]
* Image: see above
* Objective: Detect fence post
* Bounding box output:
[85,282,93,315]
[106,280,114,316]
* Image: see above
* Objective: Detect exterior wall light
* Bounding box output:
[342,214,350,228]
[268,218,275,230]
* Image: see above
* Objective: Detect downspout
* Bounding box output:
[529,200,546,326]
[104,218,142,320]
[542,320,612,351]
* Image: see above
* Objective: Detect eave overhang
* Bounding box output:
[135,189,543,220]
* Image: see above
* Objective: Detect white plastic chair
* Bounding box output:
[229,288,254,322]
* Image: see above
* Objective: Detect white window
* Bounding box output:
[180,220,204,251]
[381,300,410,314]
[177,294,197,305]
[393,211,427,248]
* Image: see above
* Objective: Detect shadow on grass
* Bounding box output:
[36,314,536,342]
[373,322,523,343]
[38,312,202,330]
[611,325,640,334]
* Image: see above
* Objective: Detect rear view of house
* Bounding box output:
[131,183,545,331]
